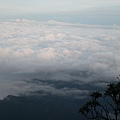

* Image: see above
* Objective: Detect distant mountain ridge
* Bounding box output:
[0,94,87,120]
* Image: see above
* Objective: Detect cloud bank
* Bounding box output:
[0,19,120,99]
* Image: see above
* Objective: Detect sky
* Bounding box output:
[0,0,120,25]
[0,20,120,99]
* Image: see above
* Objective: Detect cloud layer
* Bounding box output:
[0,19,120,99]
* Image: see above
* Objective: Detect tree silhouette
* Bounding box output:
[79,76,120,120]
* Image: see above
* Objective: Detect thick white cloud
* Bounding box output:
[0,19,120,99]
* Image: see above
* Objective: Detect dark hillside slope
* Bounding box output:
[0,95,87,120]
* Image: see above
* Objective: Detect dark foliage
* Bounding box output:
[79,76,120,120]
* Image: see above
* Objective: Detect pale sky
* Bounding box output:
[0,0,120,24]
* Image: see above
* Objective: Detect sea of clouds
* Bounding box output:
[0,19,120,99]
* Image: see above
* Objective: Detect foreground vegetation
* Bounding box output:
[79,76,120,120]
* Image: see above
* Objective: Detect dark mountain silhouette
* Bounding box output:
[0,95,87,120]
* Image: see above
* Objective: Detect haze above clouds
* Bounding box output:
[0,0,120,25]
[0,0,119,12]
